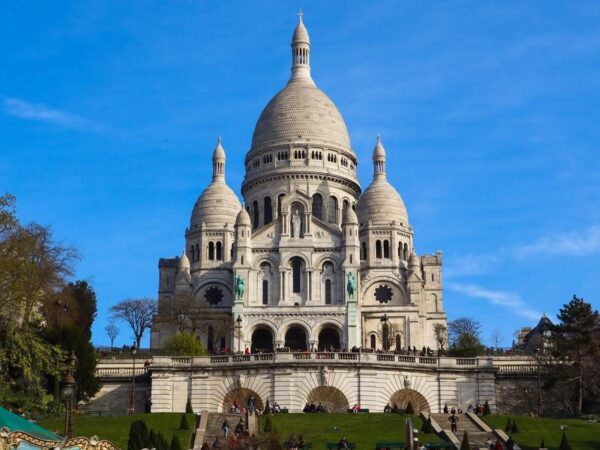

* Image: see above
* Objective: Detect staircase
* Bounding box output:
[430,413,496,449]
[194,412,246,448]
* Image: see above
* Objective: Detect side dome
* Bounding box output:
[235,207,251,227]
[190,139,241,229]
[357,137,409,227]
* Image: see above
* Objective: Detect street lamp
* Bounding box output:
[128,343,137,415]
[235,315,243,353]
[535,347,542,417]
[380,314,389,351]
[61,351,77,438]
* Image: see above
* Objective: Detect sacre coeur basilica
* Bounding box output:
[90,17,529,417]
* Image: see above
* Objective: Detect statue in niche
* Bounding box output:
[346,272,357,300]
[291,209,302,238]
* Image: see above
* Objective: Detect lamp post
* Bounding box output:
[61,351,77,438]
[128,343,137,415]
[380,314,389,351]
[535,347,542,417]
[235,315,243,353]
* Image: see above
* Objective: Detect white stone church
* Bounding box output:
[150,16,447,355]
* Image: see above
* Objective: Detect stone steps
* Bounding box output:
[430,413,495,448]
[200,412,246,447]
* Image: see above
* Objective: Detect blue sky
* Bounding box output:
[2,1,599,348]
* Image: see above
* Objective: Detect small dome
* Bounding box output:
[342,206,358,225]
[191,181,241,228]
[373,135,386,160]
[235,207,252,227]
[292,18,310,44]
[213,137,225,159]
[178,249,190,270]
[408,250,420,268]
[357,179,408,226]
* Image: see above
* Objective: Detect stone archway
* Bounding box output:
[251,327,274,353]
[306,386,349,413]
[222,388,264,412]
[389,389,430,413]
[285,325,308,351]
[318,327,341,351]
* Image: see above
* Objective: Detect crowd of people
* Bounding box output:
[302,402,328,413]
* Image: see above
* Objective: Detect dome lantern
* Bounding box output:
[373,134,387,180]
[290,11,313,85]
[212,136,226,181]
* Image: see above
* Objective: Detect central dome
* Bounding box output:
[251,81,351,152]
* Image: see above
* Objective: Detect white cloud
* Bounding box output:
[3,97,89,129]
[514,225,600,258]
[447,282,541,320]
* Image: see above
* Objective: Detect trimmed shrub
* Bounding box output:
[504,418,512,432]
[511,421,519,433]
[405,401,414,415]
[156,431,169,450]
[127,420,150,450]
[264,415,273,432]
[558,431,572,450]
[540,438,545,448]
[459,431,471,450]
[186,398,194,414]
[420,416,433,434]
[483,400,491,416]
[170,435,182,450]
[179,414,190,430]
[264,398,271,415]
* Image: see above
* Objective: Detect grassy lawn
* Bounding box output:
[39,413,195,450]
[259,413,443,449]
[483,415,600,450]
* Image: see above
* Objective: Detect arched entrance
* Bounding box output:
[306,386,349,413]
[251,327,274,353]
[389,389,430,413]
[318,327,341,351]
[222,388,264,412]
[285,325,308,351]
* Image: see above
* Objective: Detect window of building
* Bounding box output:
[325,279,332,304]
[264,197,272,224]
[208,242,215,260]
[361,242,367,261]
[383,240,390,258]
[262,279,269,305]
[291,257,303,293]
[253,200,259,229]
[312,193,323,220]
[327,196,338,224]
[277,193,285,216]
[216,242,222,260]
[376,240,382,259]
[370,334,376,350]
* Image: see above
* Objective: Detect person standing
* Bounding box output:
[449,413,459,433]
[222,419,230,438]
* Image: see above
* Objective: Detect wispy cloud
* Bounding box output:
[447,282,541,320]
[514,225,600,258]
[3,97,91,129]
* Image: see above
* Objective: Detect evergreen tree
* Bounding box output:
[149,429,157,448]
[540,438,545,448]
[186,398,194,414]
[420,416,433,433]
[504,418,512,432]
[483,400,491,415]
[179,413,189,430]
[127,420,150,450]
[156,432,169,450]
[405,401,414,414]
[264,398,271,415]
[170,435,182,450]
[511,421,519,433]
[264,415,273,432]
[460,431,471,450]
[557,431,572,450]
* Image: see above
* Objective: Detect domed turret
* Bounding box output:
[235,206,252,227]
[190,138,241,229]
[357,136,409,227]
[178,249,190,271]
[342,206,358,225]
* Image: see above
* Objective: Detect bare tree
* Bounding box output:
[170,292,203,334]
[110,298,157,348]
[105,321,120,348]
[433,323,448,353]
[490,328,503,349]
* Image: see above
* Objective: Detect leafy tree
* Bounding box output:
[557,431,572,450]
[179,413,190,430]
[448,317,485,357]
[127,420,150,450]
[483,400,491,415]
[163,332,207,356]
[405,401,414,414]
[110,298,157,348]
[105,321,119,348]
[544,295,600,415]
[459,431,471,450]
[170,435,182,450]
[186,397,194,414]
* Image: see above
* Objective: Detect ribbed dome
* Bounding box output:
[250,80,352,153]
[191,181,241,228]
[235,207,251,227]
[357,179,409,226]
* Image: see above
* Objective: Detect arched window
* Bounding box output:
[327,196,338,224]
[262,279,269,305]
[291,257,303,293]
[312,193,323,220]
[431,273,435,282]
[376,240,382,259]
[342,199,349,212]
[195,244,199,262]
[383,240,390,258]
[264,197,272,225]
[350,254,353,264]
[277,193,285,217]
[208,242,215,260]
[252,200,259,229]
[404,243,409,261]
[325,279,332,304]
[216,242,222,260]
[361,242,367,261]
[370,334,376,350]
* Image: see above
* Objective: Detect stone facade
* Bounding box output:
[150,16,446,357]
